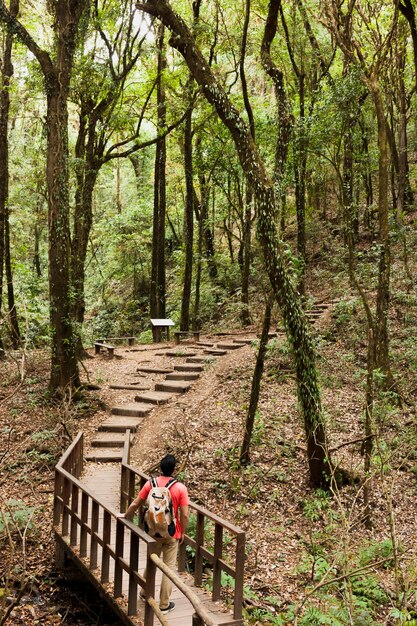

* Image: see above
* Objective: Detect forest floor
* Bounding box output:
[1,279,417,625]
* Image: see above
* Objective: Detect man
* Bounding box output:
[123,454,189,615]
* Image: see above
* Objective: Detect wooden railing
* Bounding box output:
[54,432,162,626]
[120,460,245,623]
[54,434,245,626]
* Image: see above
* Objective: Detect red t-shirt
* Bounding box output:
[139,477,189,539]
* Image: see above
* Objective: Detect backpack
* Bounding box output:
[143,477,177,538]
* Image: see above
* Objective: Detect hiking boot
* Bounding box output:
[160,602,175,614]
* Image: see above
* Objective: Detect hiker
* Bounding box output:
[122,454,189,615]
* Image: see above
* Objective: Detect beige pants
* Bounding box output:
[143,536,179,608]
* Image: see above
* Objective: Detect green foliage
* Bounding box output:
[358,539,395,568]
[303,489,331,523]
[333,299,358,326]
[0,500,38,539]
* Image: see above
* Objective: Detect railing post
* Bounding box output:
[233,531,245,620]
[70,484,79,546]
[194,511,205,586]
[75,433,83,478]
[61,478,71,537]
[128,532,139,616]
[178,537,186,572]
[101,510,111,583]
[144,541,157,626]
[114,518,124,597]
[53,469,63,526]
[90,500,99,570]
[80,492,89,557]
[192,614,204,626]
[120,465,127,513]
[129,468,137,502]
[212,523,223,601]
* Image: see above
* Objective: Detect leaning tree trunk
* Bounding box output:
[294,74,307,297]
[239,0,254,327]
[137,0,330,486]
[240,293,273,466]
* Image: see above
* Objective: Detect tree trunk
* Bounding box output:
[396,38,413,217]
[5,201,20,347]
[71,160,97,357]
[150,23,167,339]
[372,84,394,390]
[0,0,87,394]
[194,172,217,278]
[240,293,273,465]
[192,185,204,331]
[0,0,21,354]
[240,193,252,326]
[342,120,355,248]
[294,74,306,297]
[137,0,330,486]
[180,91,194,331]
[238,0,253,327]
[399,0,417,90]
[260,0,293,211]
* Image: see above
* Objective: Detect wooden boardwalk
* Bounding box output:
[54,434,245,626]
[80,465,237,625]
[53,335,253,625]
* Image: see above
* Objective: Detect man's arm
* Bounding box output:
[178,505,189,544]
[123,495,144,521]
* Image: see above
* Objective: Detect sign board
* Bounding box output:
[150,319,175,327]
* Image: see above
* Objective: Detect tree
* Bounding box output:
[324,0,397,390]
[0,0,20,355]
[150,22,167,336]
[137,0,330,487]
[71,3,150,352]
[0,0,89,394]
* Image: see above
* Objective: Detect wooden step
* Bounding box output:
[186,356,215,363]
[111,403,153,417]
[99,417,143,432]
[91,433,131,447]
[134,391,175,404]
[164,350,198,357]
[216,342,242,350]
[85,449,124,462]
[233,338,253,345]
[165,372,200,381]
[174,364,204,372]
[155,380,192,393]
[203,349,227,356]
[136,366,174,374]
[109,384,150,391]
[195,341,215,347]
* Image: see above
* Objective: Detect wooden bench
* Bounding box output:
[94,342,115,358]
[98,336,135,346]
[174,330,200,345]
